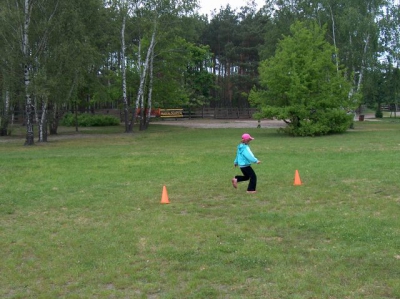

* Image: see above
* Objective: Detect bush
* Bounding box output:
[61,113,120,127]
[375,109,383,118]
[279,109,353,137]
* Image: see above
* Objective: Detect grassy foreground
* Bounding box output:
[1,120,399,298]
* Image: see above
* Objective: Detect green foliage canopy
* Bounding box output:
[250,21,360,136]
[60,112,120,127]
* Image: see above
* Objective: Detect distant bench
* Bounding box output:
[159,109,183,118]
[159,108,257,119]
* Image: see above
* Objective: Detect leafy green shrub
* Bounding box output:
[61,113,120,127]
[278,109,353,136]
[375,109,383,118]
[250,22,360,137]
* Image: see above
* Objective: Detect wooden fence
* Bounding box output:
[97,108,258,120]
[380,104,399,112]
[183,107,258,119]
[9,107,258,124]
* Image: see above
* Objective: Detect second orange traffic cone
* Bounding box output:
[161,185,170,204]
[294,170,302,186]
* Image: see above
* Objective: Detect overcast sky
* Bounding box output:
[197,0,265,15]
[197,0,400,16]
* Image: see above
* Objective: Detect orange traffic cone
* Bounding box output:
[294,170,302,186]
[161,185,170,204]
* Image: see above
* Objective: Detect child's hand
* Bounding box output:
[257,161,261,164]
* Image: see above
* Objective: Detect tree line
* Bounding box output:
[1,0,399,143]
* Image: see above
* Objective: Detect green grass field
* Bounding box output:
[1,119,399,298]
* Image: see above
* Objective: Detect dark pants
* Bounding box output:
[235,166,257,191]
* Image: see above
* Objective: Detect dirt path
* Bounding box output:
[0,120,284,143]
[153,113,376,128]
[1,115,375,143]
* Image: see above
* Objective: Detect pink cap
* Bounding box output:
[241,133,254,141]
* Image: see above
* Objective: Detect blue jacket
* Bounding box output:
[234,143,258,167]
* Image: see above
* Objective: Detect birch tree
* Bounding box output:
[108,0,136,132]
[22,0,34,145]
[0,88,11,136]
[134,28,156,131]
[0,1,15,136]
[129,3,162,132]
[0,0,60,144]
[379,1,400,64]
[32,1,59,142]
[263,0,390,114]
[130,0,198,131]
[321,0,388,113]
[0,54,17,137]
[20,0,58,144]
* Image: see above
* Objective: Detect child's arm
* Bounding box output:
[243,147,259,164]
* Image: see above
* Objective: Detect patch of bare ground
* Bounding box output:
[1,115,377,143]
[154,114,377,128]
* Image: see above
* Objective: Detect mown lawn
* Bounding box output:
[1,119,399,298]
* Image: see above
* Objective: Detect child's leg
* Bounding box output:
[241,166,257,191]
[235,167,250,182]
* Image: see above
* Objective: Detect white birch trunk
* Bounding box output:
[0,90,10,136]
[121,14,129,132]
[328,4,339,73]
[38,99,47,142]
[140,81,145,130]
[145,44,155,129]
[34,97,39,124]
[23,0,34,145]
[129,39,142,130]
[355,33,370,116]
[135,29,156,129]
[140,31,156,130]
[134,43,146,127]
[5,90,10,119]
[357,34,369,93]
[349,32,369,115]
